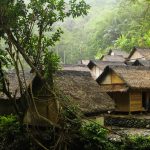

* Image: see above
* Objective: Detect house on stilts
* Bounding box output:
[96,65,150,113]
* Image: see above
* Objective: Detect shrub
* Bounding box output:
[0,115,30,150]
[121,135,150,150]
[79,121,116,150]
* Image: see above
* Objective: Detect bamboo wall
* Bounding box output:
[129,91,143,112]
[101,71,124,84]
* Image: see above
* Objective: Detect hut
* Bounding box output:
[128,47,150,62]
[0,70,59,125]
[87,60,126,80]
[55,70,115,118]
[96,66,150,112]
[108,49,129,59]
[100,55,125,62]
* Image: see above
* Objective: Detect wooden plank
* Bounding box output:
[111,72,124,84]
[129,92,142,112]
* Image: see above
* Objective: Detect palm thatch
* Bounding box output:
[55,70,115,115]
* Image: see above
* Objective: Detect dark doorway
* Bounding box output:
[142,92,150,111]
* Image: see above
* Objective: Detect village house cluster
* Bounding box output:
[0,47,150,126]
[63,48,150,118]
[88,47,150,113]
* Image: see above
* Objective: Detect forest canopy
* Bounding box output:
[52,0,150,63]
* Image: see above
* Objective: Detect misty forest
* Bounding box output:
[1,0,150,150]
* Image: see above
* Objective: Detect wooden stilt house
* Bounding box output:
[96,66,150,112]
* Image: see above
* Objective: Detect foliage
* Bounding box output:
[52,0,117,63]
[93,0,150,55]
[120,135,150,150]
[0,0,90,149]
[0,115,30,150]
[79,121,116,150]
[0,0,90,72]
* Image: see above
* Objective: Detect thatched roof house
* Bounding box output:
[100,55,125,62]
[0,67,114,122]
[108,49,129,59]
[100,49,128,62]
[55,70,115,116]
[0,70,59,125]
[87,60,126,80]
[128,47,150,62]
[97,66,150,112]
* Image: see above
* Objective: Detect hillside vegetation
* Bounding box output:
[52,0,150,63]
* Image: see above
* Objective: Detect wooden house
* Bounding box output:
[128,47,150,62]
[87,60,126,80]
[96,66,150,112]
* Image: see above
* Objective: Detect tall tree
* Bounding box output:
[0,0,89,149]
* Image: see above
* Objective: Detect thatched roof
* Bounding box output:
[97,65,150,92]
[0,68,115,115]
[88,60,126,70]
[0,70,34,99]
[55,70,115,115]
[132,60,150,67]
[125,61,134,66]
[128,47,150,60]
[100,55,125,62]
[62,64,90,72]
[108,49,129,58]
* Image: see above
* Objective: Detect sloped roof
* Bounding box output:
[88,60,126,70]
[0,70,34,99]
[0,68,115,115]
[97,66,150,91]
[128,48,150,60]
[62,64,90,72]
[100,55,125,62]
[132,60,150,67]
[55,70,115,115]
[108,49,129,58]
